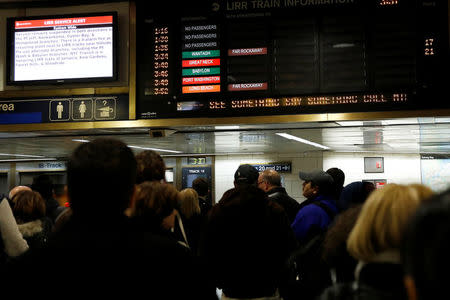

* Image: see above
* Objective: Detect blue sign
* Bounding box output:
[38,162,65,169]
[251,162,292,173]
[0,112,42,124]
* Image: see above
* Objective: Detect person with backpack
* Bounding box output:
[283,170,338,300]
[291,169,338,244]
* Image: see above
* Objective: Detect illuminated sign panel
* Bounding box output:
[182,59,220,68]
[180,22,221,94]
[7,12,117,85]
[228,48,268,56]
[137,0,449,119]
[228,83,268,91]
[182,85,221,93]
[182,76,221,85]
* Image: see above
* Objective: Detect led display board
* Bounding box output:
[7,12,117,85]
[136,0,449,119]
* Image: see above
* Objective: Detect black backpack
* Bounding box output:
[281,201,337,300]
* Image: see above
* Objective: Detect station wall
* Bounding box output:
[214,152,323,203]
[214,151,423,203]
[0,151,426,204]
[323,152,422,186]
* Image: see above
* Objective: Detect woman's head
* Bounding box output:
[408,184,434,203]
[347,184,422,262]
[135,150,166,184]
[179,188,200,219]
[12,190,46,224]
[132,181,179,229]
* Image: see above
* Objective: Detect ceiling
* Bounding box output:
[0,116,449,162]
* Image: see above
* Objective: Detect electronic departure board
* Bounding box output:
[136,0,449,119]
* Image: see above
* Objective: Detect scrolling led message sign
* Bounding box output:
[137,0,448,119]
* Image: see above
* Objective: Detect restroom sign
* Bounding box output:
[94,97,116,120]
[49,99,70,121]
[72,99,93,120]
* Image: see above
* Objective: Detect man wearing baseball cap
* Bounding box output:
[291,169,338,243]
[233,164,260,187]
[284,169,339,300]
[202,164,297,299]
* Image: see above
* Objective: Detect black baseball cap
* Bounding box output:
[234,164,259,185]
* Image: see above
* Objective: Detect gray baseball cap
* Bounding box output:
[299,169,334,189]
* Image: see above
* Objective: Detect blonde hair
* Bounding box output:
[347,184,422,262]
[408,183,434,203]
[179,188,200,219]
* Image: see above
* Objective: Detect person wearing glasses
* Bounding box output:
[258,169,300,224]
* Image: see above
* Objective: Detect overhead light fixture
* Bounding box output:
[276,133,330,150]
[71,140,181,153]
[335,121,364,127]
[128,145,182,154]
[0,153,45,158]
[381,118,418,126]
[332,43,355,48]
[434,117,450,123]
[0,158,57,162]
[161,152,265,157]
[215,125,240,130]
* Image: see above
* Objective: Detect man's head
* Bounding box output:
[135,150,166,184]
[234,164,259,187]
[402,189,450,300]
[326,167,345,200]
[9,185,32,200]
[31,174,53,200]
[53,184,69,207]
[299,169,334,199]
[258,169,281,192]
[326,168,345,189]
[67,138,137,219]
[192,177,209,197]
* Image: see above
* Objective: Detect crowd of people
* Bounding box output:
[0,137,448,300]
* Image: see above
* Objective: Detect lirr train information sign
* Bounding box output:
[137,0,449,119]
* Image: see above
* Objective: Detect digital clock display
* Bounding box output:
[379,0,399,5]
[149,26,170,96]
[137,0,448,119]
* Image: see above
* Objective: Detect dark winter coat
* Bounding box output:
[318,263,407,300]
[180,212,205,255]
[291,195,338,243]
[201,186,297,299]
[2,213,217,300]
[266,187,301,224]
